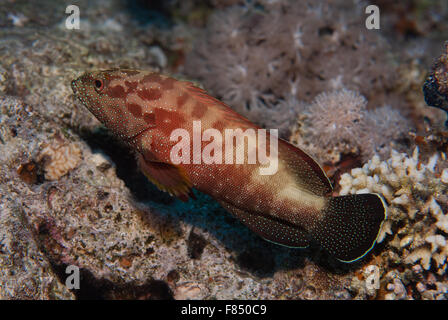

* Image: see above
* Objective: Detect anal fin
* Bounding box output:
[137,153,192,201]
[219,201,309,248]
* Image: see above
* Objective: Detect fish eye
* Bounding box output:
[94,79,104,92]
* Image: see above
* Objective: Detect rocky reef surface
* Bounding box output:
[1,0,448,300]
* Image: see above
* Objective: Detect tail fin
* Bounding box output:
[309,194,386,262]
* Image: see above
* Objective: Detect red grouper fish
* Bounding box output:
[71,69,386,263]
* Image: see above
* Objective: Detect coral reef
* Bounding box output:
[0,2,357,300]
[1,0,447,301]
[0,91,354,298]
[339,148,448,299]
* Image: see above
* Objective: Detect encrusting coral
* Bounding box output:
[38,137,82,181]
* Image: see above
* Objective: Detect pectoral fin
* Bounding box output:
[219,201,309,248]
[137,153,192,201]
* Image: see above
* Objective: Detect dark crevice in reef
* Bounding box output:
[78,127,174,205]
[125,0,175,28]
[236,247,277,277]
[50,262,174,300]
[187,229,208,260]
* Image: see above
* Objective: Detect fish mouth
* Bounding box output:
[71,80,77,94]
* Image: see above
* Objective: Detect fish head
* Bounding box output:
[71,69,155,142]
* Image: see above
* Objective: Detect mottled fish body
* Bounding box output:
[72,69,386,262]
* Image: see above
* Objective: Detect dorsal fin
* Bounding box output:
[184,82,258,128]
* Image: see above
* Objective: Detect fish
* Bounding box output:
[71,69,386,262]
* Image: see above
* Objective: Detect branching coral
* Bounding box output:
[339,147,448,299]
